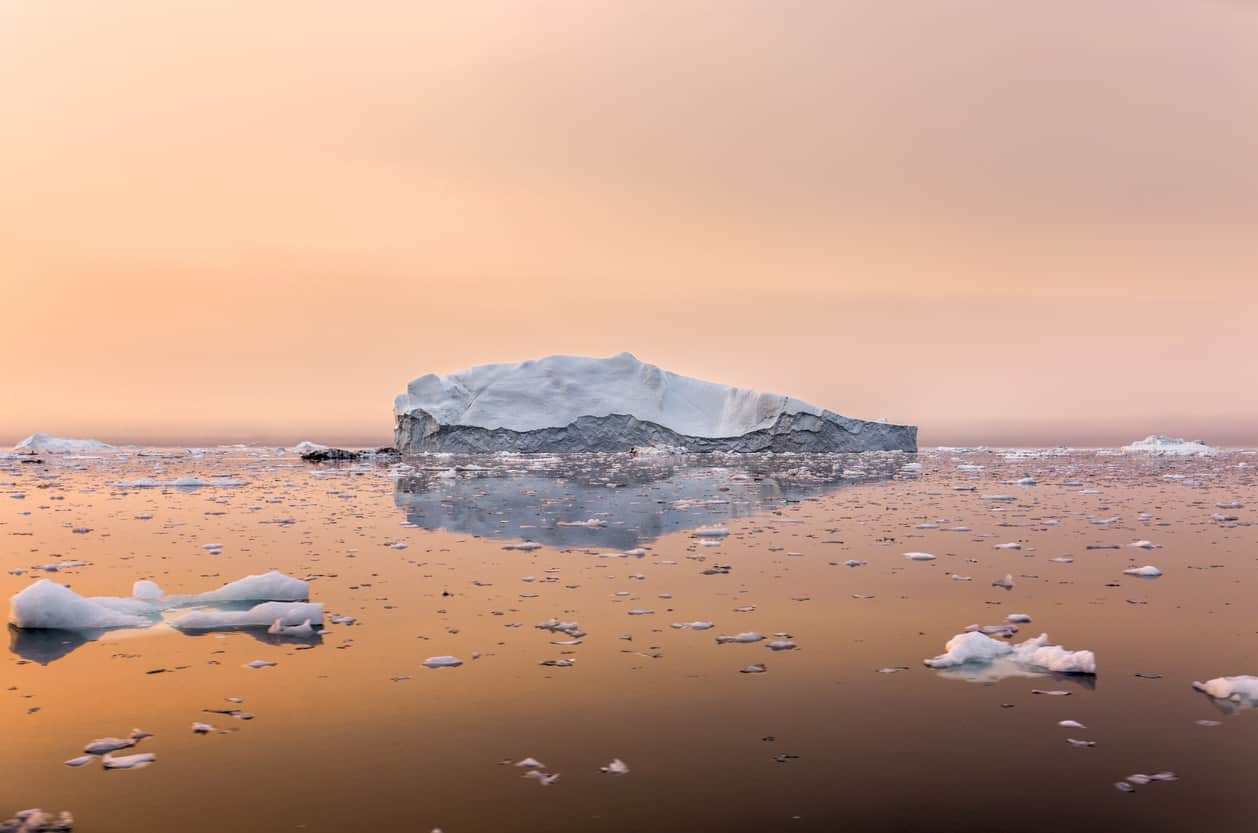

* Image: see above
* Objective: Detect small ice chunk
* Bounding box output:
[83,738,136,754]
[903,552,936,561]
[64,755,94,767]
[766,640,798,651]
[244,660,277,669]
[924,632,1096,674]
[101,752,156,770]
[423,656,463,668]
[1007,614,1032,623]
[1058,720,1087,729]
[10,581,153,630]
[1192,675,1258,704]
[515,757,545,768]
[192,722,214,734]
[715,632,765,645]
[601,758,629,775]
[1123,565,1163,577]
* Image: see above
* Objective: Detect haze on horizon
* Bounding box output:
[2,1,1255,449]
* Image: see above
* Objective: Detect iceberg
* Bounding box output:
[1121,435,1215,456]
[924,631,1096,675]
[394,353,916,453]
[13,433,114,454]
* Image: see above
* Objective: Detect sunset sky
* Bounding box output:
[2,1,1255,447]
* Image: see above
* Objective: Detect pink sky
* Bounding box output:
[2,2,1255,447]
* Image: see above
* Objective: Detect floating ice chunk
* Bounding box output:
[170,602,323,632]
[1129,540,1159,549]
[64,756,94,767]
[601,758,630,775]
[1123,565,1163,577]
[503,542,543,551]
[766,640,797,651]
[1032,689,1072,696]
[268,618,316,637]
[1058,720,1087,729]
[1192,676,1258,705]
[716,632,765,645]
[981,495,1016,502]
[1114,781,1135,793]
[101,752,156,770]
[994,543,1022,550]
[244,660,277,669]
[1007,614,1032,623]
[740,664,767,674]
[992,574,1015,589]
[522,770,560,786]
[192,722,214,734]
[692,527,730,538]
[671,621,714,630]
[0,808,76,832]
[84,737,136,755]
[843,560,866,568]
[924,632,1095,674]
[423,656,463,668]
[903,552,936,561]
[514,757,545,768]
[166,571,309,606]
[10,581,153,631]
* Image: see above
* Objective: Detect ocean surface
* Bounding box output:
[2,446,1255,832]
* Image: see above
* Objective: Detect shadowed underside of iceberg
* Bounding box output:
[394,353,917,453]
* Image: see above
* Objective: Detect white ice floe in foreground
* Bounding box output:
[9,571,313,633]
[1121,435,1215,456]
[13,433,115,454]
[924,632,1096,675]
[164,571,309,605]
[9,581,153,630]
[170,602,324,632]
[1192,676,1258,706]
[423,656,464,668]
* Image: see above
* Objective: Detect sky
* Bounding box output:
[2,1,1255,448]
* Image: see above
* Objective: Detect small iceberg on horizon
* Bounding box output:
[1121,435,1215,457]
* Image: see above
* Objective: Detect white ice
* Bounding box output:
[1121,435,1214,456]
[170,602,324,632]
[13,433,115,454]
[924,632,1096,674]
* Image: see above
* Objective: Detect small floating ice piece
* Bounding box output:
[1058,720,1087,729]
[924,632,1095,674]
[993,543,1022,550]
[1066,738,1095,748]
[192,722,214,734]
[64,755,95,767]
[1129,540,1159,549]
[740,663,767,674]
[1007,614,1032,623]
[423,656,464,669]
[1192,676,1258,705]
[83,738,136,755]
[1032,689,1072,696]
[992,574,1015,589]
[1114,781,1135,793]
[515,757,545,768]
[671,621,714,630]
[522,770,560,786]
[715,632,765,645]
[903,552,936,561]
[0,808,76,831]
[766,640,797,651]
[1127,774,1152,785]
[601,758,629,775]
[1123,566,1163,577]
[692,526,730,538]
[843,560,866,567]
[244,660,277,669]
[101,752,156,770]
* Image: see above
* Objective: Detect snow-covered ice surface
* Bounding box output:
[394,352,917,453]
[1,444,1256,833]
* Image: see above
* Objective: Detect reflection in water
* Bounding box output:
[8,624,101,665]
[393,453,909,549]
[934,661,1098,690]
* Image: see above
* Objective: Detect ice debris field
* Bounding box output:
[1,436,1256,832]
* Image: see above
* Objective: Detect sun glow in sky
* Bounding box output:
[2,1,1255,446]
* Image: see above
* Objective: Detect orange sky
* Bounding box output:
[2,1,1255,447]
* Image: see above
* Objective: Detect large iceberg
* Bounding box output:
[394,353,917,453]
[13,433,114,454]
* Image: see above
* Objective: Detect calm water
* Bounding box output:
[2,447,1256,832]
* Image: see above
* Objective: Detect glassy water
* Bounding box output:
[2,447,1255,832]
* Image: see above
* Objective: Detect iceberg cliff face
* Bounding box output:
[394,353,916,453]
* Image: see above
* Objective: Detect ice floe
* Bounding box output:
[924,632,1096,675]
